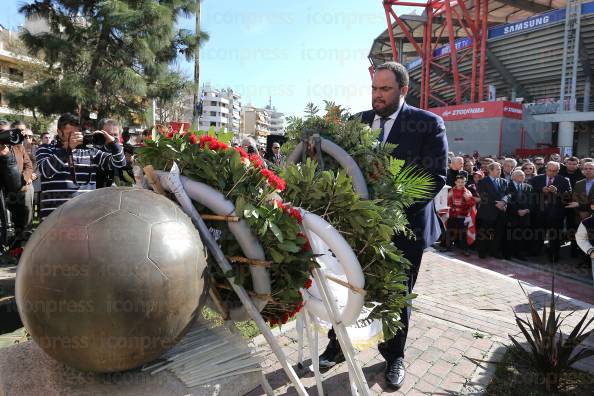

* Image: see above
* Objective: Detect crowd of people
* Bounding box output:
[0,117,288,255]
[441,151,594,280]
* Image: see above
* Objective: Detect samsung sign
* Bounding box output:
[489,11,561,39]
[405,0,594,71]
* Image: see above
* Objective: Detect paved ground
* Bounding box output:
[246,249,594,395]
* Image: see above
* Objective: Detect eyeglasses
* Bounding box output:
[272,146,280,149]
[24,135,33,139]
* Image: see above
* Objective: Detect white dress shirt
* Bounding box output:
[372,99,404,144]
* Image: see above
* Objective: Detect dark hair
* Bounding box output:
[57,113,80,131]
[455,174,467,181]
[375,61,409,89]
[567,156,579,163]
[10,120,25,128]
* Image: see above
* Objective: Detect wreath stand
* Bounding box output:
[143,153,373,395]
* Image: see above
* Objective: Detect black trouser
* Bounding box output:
[532,215,564,258]
[506,222,530,258]
[446,217,467,250]
[328,244,423,362]
[476,216,505,257]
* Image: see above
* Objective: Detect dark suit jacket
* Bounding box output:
[356,102,448,249]
[529,174,572,220]
[505,182,535,227]
[476,177,509,222]
[572,178,594,220]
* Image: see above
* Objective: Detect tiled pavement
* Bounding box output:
[246,250,594,395]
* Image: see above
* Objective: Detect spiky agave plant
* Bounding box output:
[509,280,594,392]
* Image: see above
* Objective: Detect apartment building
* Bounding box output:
[198,84,242,133]
[241,105,271,138]
[266,105,285,135]
[0,24,32,117]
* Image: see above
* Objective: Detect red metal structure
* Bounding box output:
[382,0,489,109]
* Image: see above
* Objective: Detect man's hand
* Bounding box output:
[31,172,38,181]
[565,201,579,208]
[67,131,84,150]
[0,144,8,157]
[495,201,506,211]
[548,185,557,193]
[590,251,594,259]
[97,130,116,145]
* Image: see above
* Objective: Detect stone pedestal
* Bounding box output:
[0,341,261,396]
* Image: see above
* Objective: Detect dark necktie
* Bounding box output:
[378,117,389,143]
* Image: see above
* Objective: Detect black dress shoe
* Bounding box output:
[318,341,344,369]
[385,357,406,389]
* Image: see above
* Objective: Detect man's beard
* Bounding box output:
[373,96,401,117]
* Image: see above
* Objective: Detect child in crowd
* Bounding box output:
[446,175,476,256]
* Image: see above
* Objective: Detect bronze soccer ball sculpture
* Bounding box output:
[16,188,208,372]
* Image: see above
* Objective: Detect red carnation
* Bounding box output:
[249,154,264,168]
[270,318,278,326]
[145,135,152,141]
[289,208,302,223]
[166,132,174,139]
[281,313,289,324]
[303,238,312,252]
[9,247,23,257]
[234,146,248,159]
[273,198,285,211]
[189,134,198,144]
[303,279,313,289]
[270,174,286,191]
[218,142,229,151]
[199,135,215,148]
[260,168,274,178]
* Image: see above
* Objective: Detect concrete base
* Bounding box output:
[0,341,262,396]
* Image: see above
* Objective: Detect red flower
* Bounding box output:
[234,146,248,159]
[199,135,215,148]
[273,198,285,211]
[260,168,274,178]
[281,313,289,324]
[249,154,263,168]
[189,134,198,145]
[145,135,152,141]
[270,318,278,326]
[303,279,313,289]
[9,247,23,257]
[166,131,174,139]
[289,208,302,223]
[269,174,286,191]
[218,142,229,151]
[303,238,312,252]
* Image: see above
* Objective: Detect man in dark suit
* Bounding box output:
[505,169,535,260]
[446,156,467,187]
[529,161,572,262]
[318,61,448,390]
[476,162,509,258]
[571,162,594,222]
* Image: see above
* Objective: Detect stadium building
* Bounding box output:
[369,0,594,157]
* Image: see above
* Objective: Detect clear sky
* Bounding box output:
[0,1,408,117]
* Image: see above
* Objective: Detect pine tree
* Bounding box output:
[7,0,208,122]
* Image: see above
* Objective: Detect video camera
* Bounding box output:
[0,128,25,146]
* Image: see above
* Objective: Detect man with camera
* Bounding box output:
[0,120,34,249]
[36,113,126,220]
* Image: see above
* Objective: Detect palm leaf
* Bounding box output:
[391,164,435,202]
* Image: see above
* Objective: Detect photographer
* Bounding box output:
[0,120,34,247]
[94,118,121,188]
[36,113,126,220]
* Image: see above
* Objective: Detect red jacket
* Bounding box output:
[448,187,475,218]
